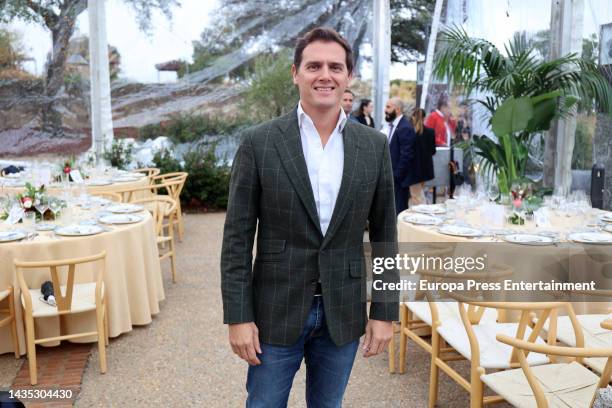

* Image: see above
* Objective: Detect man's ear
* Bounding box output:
[291,64,298,85]
[348,71,354,82]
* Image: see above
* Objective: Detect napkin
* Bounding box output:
[4,206,24,225]
[534,207,551,227]
[70,169,84,183]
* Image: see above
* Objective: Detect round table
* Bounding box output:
[397,206,612,315]
[0,206,164,356]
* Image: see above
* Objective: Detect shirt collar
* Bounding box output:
[297,101,347,133]
[435,109,444,117]
[390,114,402,128]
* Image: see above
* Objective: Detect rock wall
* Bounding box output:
[593,112,612,210]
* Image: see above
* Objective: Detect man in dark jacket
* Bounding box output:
[221,27,398,407]
[383,97,415,214]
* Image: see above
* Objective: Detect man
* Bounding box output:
[221,27,398,407]
[383,97,415,214]
[424,99,456,147]
[341,89,359,122]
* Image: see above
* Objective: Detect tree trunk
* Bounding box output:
[41,0,87,136]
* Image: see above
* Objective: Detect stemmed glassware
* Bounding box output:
[34,196,49,222]
[48,197,63,223]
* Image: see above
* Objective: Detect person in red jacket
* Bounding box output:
[424,99,456,147]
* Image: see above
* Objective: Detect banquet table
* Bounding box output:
[0,173,150,200]
[0,206,164,356]
[397,205,612,315]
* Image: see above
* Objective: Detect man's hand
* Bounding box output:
[362,319,393,358]
[229,322,262,365]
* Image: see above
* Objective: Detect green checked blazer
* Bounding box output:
[221,107,399,347]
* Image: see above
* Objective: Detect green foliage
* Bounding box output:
[0,28,27,70]
[151,146,230,210]
[241,49,299,122]
[152,148,182,174]
[390,0,435,63]
[435,26,612,193]
[182,147,231,209]
[103,139,134,170]
[139,114,250,144]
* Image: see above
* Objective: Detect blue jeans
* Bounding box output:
[246,296,359,408]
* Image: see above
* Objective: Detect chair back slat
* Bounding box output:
[15,252,106,314]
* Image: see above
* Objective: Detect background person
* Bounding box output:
[425,98,456,147]
[406,107,436,206]
[354,98,375,128]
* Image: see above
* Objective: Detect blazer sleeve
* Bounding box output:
[220,131,260,324]
[367,137,399,322]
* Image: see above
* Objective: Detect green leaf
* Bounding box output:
[526,97,557,132]
[491,97,534,137]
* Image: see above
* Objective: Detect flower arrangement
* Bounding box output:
[17,182,44,213]
[60,156,76,176]
[507,180,544,225]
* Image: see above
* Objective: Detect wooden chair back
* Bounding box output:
[131,195,177,236]
[497,331,612,408]
[15,252,107,315]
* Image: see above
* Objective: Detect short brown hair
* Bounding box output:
[294,27,354,74]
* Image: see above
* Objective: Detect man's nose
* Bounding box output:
[318,65,332,80]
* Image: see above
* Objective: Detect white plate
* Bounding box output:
[411,204,446,215]
[501,234,555,246]
[0,230,26,242]
[106,204,144,214]
[402,213,443,225]
[568,232,612,245]
[35,223,56,231]
[54,224,104,236]
[99,214,142,225]
[112,176,140,183]
[603,224,612,234]
[600,213,612,223]
[86,179,113,186]
[438,225,484,237]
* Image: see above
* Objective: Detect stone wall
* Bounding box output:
[593,113,612,210]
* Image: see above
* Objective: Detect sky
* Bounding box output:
[7,0,612,83]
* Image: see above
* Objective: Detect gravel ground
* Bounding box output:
[75,213,511,407]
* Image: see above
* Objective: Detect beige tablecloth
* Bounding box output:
[0,212,164,355]
[398,207,612,315]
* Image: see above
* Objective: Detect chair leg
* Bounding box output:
[8,290,19,358]
[24,314,37,385]
[96,306,107,374]
[104,303,109,347]
[470,367,485,408]
[169,238,177,283]
[176,204,184,242]
[428,323,441,408]
[399,304,408,374]
[388,322,396,374]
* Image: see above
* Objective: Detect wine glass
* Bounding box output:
[48,198,63,223]
[34,196,49,222]
[486,183,499,203]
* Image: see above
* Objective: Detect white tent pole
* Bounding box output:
[372,0,390,128]
[420,0,444,109]
[88,0,115,163]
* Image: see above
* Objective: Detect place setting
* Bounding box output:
[436,224,485,238]
[402,212,444,226]
[106,203,144,214]
[410,204,447,215]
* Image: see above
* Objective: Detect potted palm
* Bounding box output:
[433,26,612,196]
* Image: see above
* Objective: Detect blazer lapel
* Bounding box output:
[273,109,323,237]
[322,122,360,247]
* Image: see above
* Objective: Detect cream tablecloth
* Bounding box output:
[0,176,149,199]
[397,207,612,315]
[0,211,164,355]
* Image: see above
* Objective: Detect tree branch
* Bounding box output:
[25,0,59,29]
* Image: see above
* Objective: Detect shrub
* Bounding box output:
[182,146,230,209]
[103,139,133,170]
[152,148,182,174]
[137,114,250,144]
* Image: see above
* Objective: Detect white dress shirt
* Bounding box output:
[383,114,403,143]
[297,102,346,236]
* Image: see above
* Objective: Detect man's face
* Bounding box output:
[440,104,450,117]
[384,100,397,123]
[341,92,354,114]
[292,40,352,112]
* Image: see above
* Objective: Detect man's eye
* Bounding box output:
[307,65,318,71]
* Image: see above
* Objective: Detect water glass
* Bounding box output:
[23,211,36,229]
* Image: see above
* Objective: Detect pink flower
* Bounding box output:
[21,197,33,209]
[512,198,522,208]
